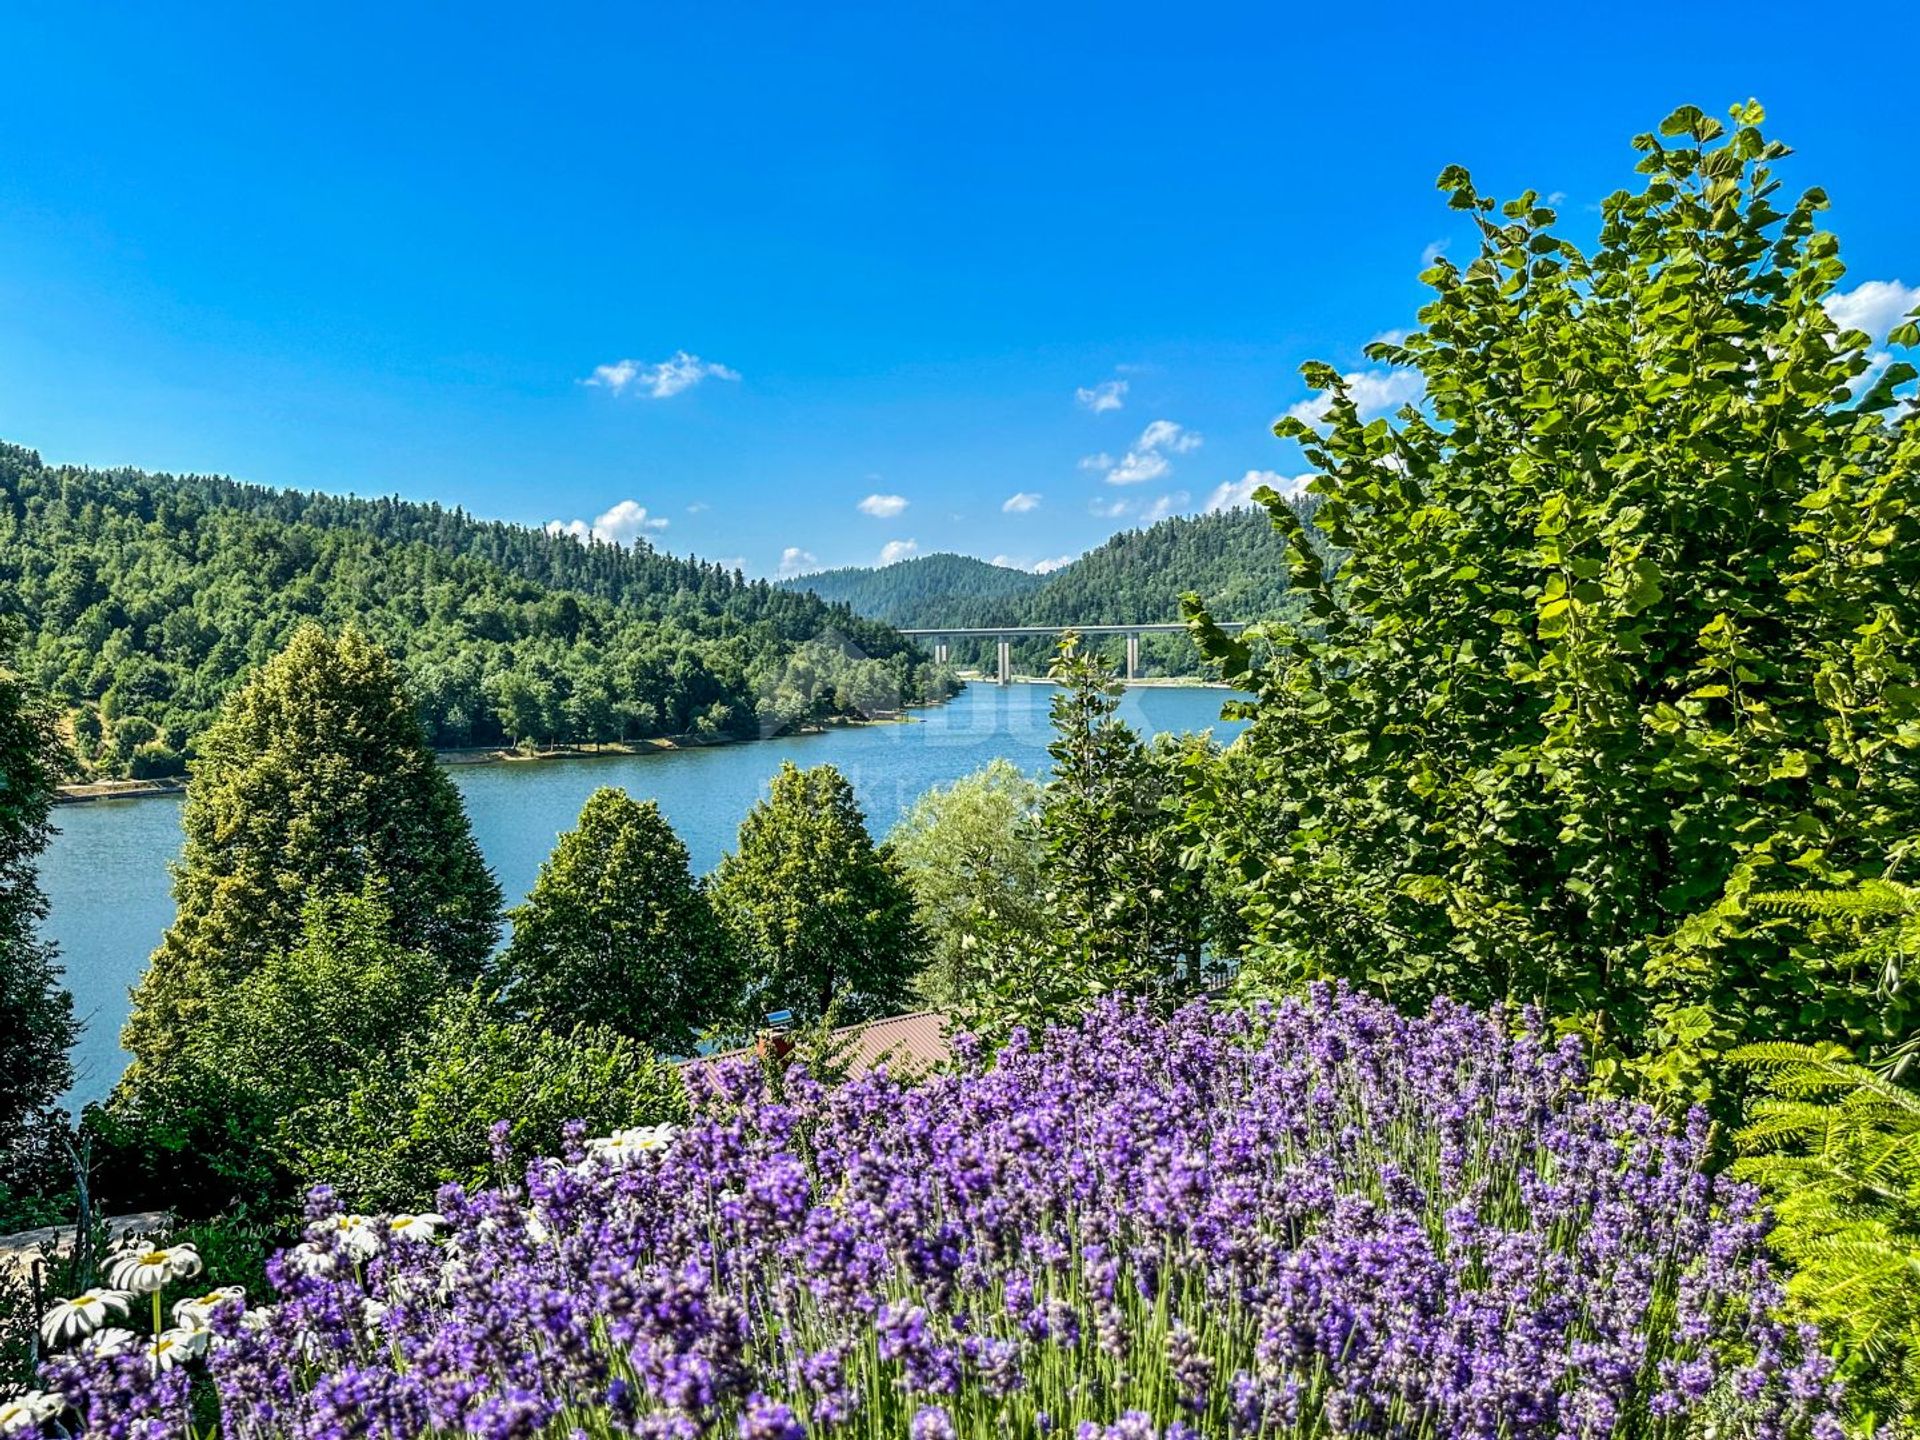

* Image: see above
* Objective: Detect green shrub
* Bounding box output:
[292,988,688,1211]
[126,740,184,779]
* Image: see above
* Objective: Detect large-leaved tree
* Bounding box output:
[887,758,1048,1010]
[1187,102,1920,1095]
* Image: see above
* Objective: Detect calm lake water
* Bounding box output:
[42,683,1240,1109]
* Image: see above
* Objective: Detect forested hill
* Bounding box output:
[0,442,936,779]
[782,552,1046,622]
[780,505,1306,629]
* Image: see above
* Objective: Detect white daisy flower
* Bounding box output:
[385,1213,445,1243]
[171,1285,245,1330]
[144,1327,210,1372]
[39,1288,133,1345]
[105,1242,201,1294]
[0,1391,62,1434]
[361,1298,390,1327]
[287,1242,337,1277]
[82,1326,139,1356]
[324,1215,381,1260]
[583,1124,680,1164]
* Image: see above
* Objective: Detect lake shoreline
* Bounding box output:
[47,682,1243,1111]
[53,708,935,805]
[53,676,1228,805]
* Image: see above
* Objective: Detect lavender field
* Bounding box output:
[26,994,1844,1439]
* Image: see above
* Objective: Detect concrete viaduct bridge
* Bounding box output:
[899,622,1248,685]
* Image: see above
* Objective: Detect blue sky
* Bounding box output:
[1,4,1913,578]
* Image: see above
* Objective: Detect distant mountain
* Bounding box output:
[782,505,1302,627]
[782,553,1046,627]
[779,504,1309,675]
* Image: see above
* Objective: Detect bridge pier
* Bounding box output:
[896,623,1245,685]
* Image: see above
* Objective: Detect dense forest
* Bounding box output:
[781,505,1313,673]
[781,552,1047,622]
[0,443,940,778]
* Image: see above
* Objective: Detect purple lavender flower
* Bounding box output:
[37,991,1845,1438]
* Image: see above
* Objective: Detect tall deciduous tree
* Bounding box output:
[888,758,1048,1010]
[120,625,500,1088]
[1187,103,1920,1095]
[711,762,925,1023]
[100,888,454,1215]
[0,664,77,1148]
[501,788,732,1051]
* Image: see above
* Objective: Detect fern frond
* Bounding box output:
[1747,878,1920,919]
[1737,1031,1920,1425]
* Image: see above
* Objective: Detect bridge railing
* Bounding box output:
[897,622,1248,684]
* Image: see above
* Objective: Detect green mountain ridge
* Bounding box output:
[782,552,1046,622]
[780,506,1302,627]
[0,441,936,779]
[778,506,1308,673]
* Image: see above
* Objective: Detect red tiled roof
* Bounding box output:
[832,1009,951,1077]
[689,1009,952,1080]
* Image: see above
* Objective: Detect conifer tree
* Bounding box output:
[711,762,925,1023]
[0,664,78,1148]
[120,625,499,1088]
[1032,635,1212,1007]
[502,788,732,1051]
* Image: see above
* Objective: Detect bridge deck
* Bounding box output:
[898,622,1247,637]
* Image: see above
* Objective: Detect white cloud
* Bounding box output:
[1107,451,1171,486]
[857,493,909,518]
[1075,378,1129,413]
[1088,419,1204,487]
[878,539,920,565]
[1141,491,1191,523]
[991,552,1078,574]
[1826,280,1920,342]
[1420,238,1449,267]
[1285,369,1424,428]
[777,546,818,578]
[1002,490,1043,514]
[544,499,670,547]
[1206,470,1314,512]
[1136,419,1201,454]
[583,351,741,398]
[686,501,710,514]
[714,556,747,572]
[1089,496,1133,519]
